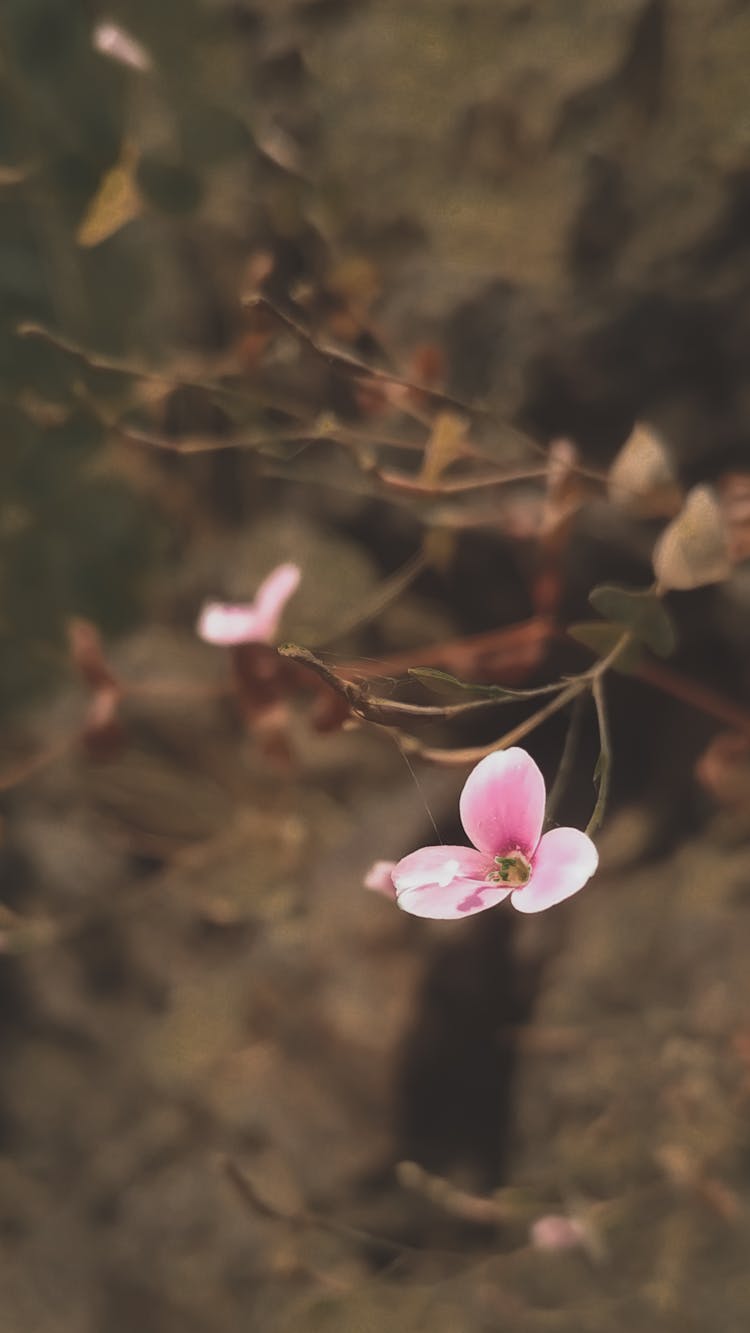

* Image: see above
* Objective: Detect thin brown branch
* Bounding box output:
[277,644,546,725]
[367,464,550,497]
[0,735,74,792]
[545,691,588,823]
[567,623,750,736]
[397,680,585,766]
[222,1157,419,1255]
[244,296,499,422]
[115,423,322,456]
[311,551,429,647]
[339,617,552,683]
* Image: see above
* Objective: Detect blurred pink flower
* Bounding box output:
[364,860,397,898]
[530,1214,586,1252]
[92,20,152,71]
[392,747,598,919]
[197,563,301,646]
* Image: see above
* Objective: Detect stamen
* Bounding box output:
[486,850,531,886]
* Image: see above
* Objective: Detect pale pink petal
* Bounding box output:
[92,20,152,71]
[196,602,266,645]
[530,1214,586,1252]
[393,845,510,919]
[459,748,546,857]
[511,826,598,914]
[252,563,301,641]
[363,860,397,898]
[197,564,301,647]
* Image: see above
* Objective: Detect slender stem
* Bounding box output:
[222,1156,422,1255]
[545,691,588,824]
[20,320,619,491]
[310,551,428,648]
[242,295,497,420]
[407,672,576,701]
[586,674,612,838]
[0,735,73,791]
[588,628,634,680]
[399,680,585,767]
[366,464,550,498]
[278,644,569,725]
[323,617,551,682]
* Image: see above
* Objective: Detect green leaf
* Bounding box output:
[407,667,564,700]
[568,622,644,675]
[588,583,676,657]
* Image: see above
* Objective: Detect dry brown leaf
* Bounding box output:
[419,410,468,486]
[609,422,683,517]
[653,485,731,590]
[77,141,142,248]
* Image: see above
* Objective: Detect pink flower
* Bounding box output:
[392,748,598,918]
[197,563,301,646]
[92,20,152,71]
[363,860,397,898]
[530,1214,586,1252]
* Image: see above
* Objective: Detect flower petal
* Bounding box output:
[197,564,301,646]
[253,563,301,641]
[530,1214,586,1252]
[197,602,265,645]
[363,860,397,898]
[511,826,598,914]
[393,845,510,919]
[459,748,546,857]
[92,20,153,71]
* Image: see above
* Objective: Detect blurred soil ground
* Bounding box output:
[3,1,750,1329]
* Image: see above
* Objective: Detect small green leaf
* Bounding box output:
[568,622,644,674]
[608,422,680,517]
[588,583,676,657]
[407,667,564,700]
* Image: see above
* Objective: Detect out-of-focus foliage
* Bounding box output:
[0,0,259,708]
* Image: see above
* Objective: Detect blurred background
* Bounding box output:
[2,1,750,1329]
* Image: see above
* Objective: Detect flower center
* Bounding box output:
[487,850,531,887]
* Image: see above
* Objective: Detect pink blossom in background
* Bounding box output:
[197,563,301,646]
[363,860,397,898]
[392,748,598,919]
[530,1214,586,1252]
[92,21,152,71]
